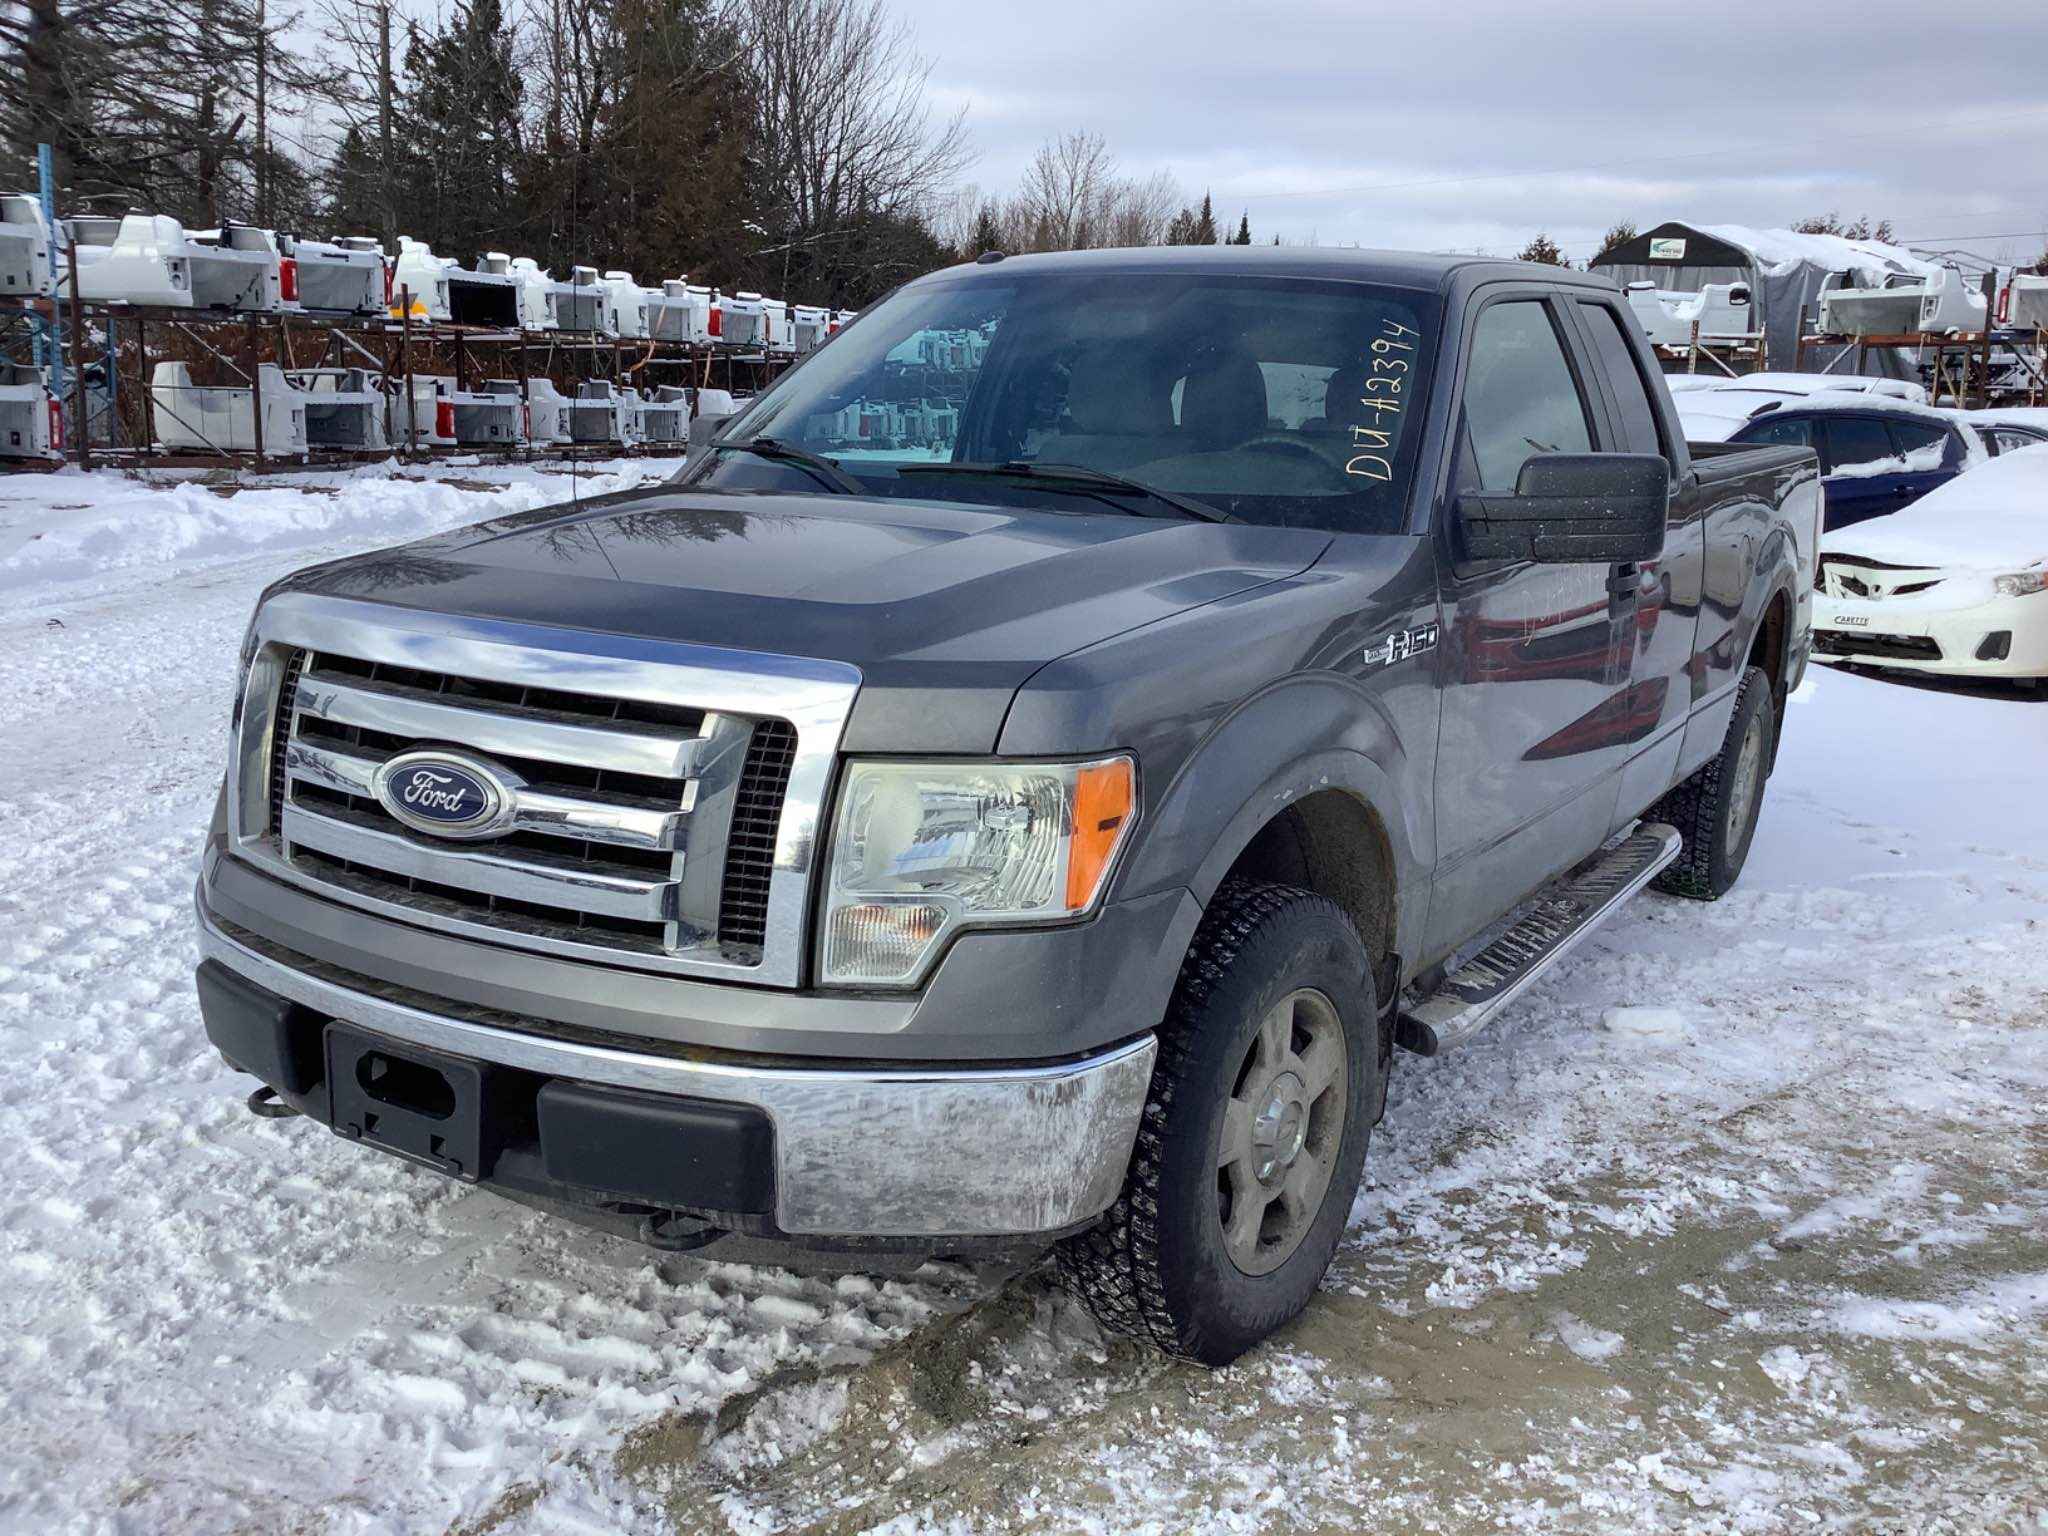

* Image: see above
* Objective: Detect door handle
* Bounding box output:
[1605,563,1640,598]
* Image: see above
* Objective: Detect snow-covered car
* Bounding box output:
[1962,407,2048,461]
[1679,385,1983,527]
[1814,445,2048,681]
[1712,396,1983,530]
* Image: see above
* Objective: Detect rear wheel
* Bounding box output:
[1056,880,1377,1365]
[1649,664,1776,900]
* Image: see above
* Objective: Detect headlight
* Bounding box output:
[1992,571,2047,598]
[820,756,1136,986]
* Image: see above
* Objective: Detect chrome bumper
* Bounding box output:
[197,894,1156,1239]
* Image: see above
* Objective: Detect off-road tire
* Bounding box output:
[1648,664,1776,900]
[1055,880,1378,1365]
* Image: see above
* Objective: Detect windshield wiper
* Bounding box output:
[713,436,868,496]
[896,460,1234,523]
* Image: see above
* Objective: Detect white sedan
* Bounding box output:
[1813,444,2048,682]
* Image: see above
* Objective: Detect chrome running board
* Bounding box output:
[1397,822,1682,1055]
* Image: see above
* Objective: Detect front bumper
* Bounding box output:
[1813,588,2048,679]
[197,888,1156,1242]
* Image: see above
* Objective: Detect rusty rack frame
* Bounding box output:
[1,280,794,473]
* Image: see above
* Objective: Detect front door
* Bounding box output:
[1428,293,1635,956]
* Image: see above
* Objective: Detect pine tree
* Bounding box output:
[1516,232,1568,267]
[966,203,1002,258]
[1164,206,1199,245]
[402,0,524,256]
[1233,211,1251,245]
[1593,220,1637,263]
[1193,191,1218,245]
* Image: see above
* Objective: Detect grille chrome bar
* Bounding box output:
[294,666,715,778]
[282,804,679,922]
[227,591,862,987]
[283,739,690,852]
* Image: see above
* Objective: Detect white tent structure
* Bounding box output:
[1592,221,1943,374]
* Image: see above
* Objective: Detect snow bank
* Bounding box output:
[0,458,680,593]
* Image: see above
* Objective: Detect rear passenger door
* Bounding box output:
[1428,290,1633,956]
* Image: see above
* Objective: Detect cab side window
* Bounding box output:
[1578,302,1666,458]
[1886,418,1952,470]
[1460,301,1594,492]
[1741,416,1814,450]
[1821,416,1896,474]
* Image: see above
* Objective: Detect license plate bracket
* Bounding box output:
[326,1024,488,1182]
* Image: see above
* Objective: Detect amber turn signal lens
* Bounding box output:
[1065,757,1135,912]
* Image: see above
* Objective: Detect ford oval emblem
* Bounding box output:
[373,751,515,839]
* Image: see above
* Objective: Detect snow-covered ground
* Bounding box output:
[2,465,2045,1535]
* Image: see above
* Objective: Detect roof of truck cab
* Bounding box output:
[922,245,1619,293]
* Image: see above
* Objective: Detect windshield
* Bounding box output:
[688,269,1439,533]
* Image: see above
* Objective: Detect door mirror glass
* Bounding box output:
[1456,453,1668,564]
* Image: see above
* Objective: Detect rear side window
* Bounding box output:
[1577,302,1665,457]
[1460,301,1594,492]
[1822,416,1896,473]
[1740,415,1814,449]
[1886,419,1951,470]
[1987,426,2045,456]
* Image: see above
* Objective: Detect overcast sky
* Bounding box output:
[895,0,2048,267]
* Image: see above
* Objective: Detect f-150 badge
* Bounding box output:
[1362,621,1439,670]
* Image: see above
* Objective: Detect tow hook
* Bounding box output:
[246,1085,300,1120]
[638,1210,725,1252]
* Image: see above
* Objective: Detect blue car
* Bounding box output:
[1726,403,2048,531]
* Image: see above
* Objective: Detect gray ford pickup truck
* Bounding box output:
[195,247,1819,1364]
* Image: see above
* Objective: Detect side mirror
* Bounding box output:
[1456,453,1668,564]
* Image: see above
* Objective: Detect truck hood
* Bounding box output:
[275,487,1335,751]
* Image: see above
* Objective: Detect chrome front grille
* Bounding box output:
[271,650,727,955]
[228,593,862,987]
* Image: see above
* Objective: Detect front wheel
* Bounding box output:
[1056,880,1378,1365]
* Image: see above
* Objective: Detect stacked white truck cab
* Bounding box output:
[791,304,832,352]
[524,378,574,444]
[509,258,560,331]
[151,361,309,453]
[2007,273,2048,332]
[600,271,651,339]
[286,368,389,451]
[1,194,56,298]
[1820,266,1986,337]
[639,385,690,445]
[1623,281,1756,347]
[554,266,610,334]
[389,238,519,327]
[0,362,62,461]
[288,235,386,317]
[569,379,640,446]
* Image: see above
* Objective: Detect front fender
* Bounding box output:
[1113,676,1431,970]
